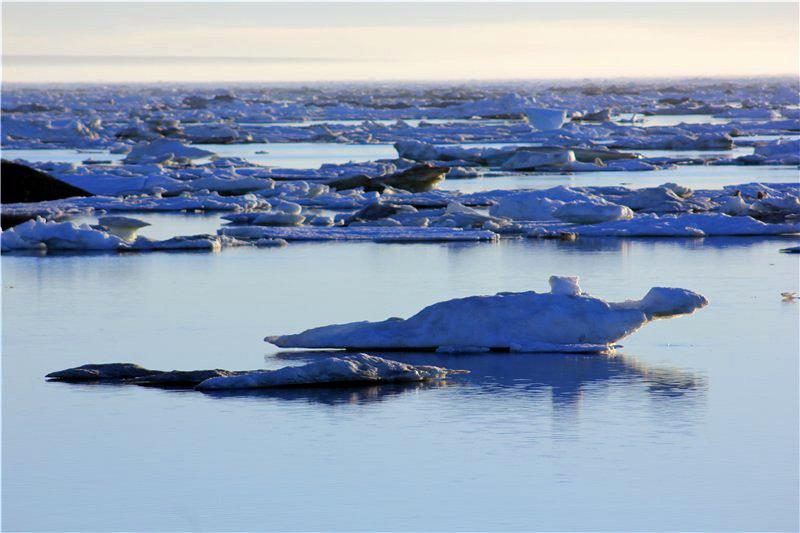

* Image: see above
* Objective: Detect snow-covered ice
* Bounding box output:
[524,107,567,131]
[3,80,798,253]
[96,216,150,241]
[0,217,283,252]
[123,139,215,165]
[266,276,708,353]
[196,354,467,390]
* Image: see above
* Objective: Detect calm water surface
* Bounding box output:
[3,236,799,531]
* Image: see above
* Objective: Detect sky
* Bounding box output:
[2,2,799,82]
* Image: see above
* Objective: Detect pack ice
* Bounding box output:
[266,276,709,353]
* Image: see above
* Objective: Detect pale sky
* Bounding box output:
[2,2,799,82]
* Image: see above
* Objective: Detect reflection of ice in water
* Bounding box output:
[268,350,706,408]
[199,379,456,406]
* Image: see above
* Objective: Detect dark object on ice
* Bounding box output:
[46,363,242,387]
[537,231,578,241]
[1,160,93,204]
[133,369,242,387]
[182,95,210,109]
[46,354,466,391]
[2,213,39,230]
[327,163,447,193]
[379,163,447,192]
[779,246,800,254]
[658,97,693,106]
[324,173,374,191]
[46,363,157,381]
[344,203,415,225]
[2,103,61,113]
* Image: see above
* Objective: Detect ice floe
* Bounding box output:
[524,107,567,131]
[96,216,150,241]
[0,217,283,252]
[196,354,466,390]
[123,139,215,164]
[45,354,468,390]
[266,276,708,353]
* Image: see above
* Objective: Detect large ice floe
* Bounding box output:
[45,354,467,390]
[266,276,709,354]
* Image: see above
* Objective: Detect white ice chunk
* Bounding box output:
[553,201,634,224]
[500,149,575,170]
[488,187,599,221]
[1,217,244,253]
[97,216,150,241]
[123,139,215,164]
[524,107,567,130]
[753,139,800,160]
[252,212,306,226]
[717,195,750,216]
[549,276,581,296]
[270,199,303,215]
[265,278,708,353]
[1,217,125,251]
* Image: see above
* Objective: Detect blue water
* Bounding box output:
[3,236,798,531]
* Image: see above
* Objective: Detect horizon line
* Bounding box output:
[3,74,799,85]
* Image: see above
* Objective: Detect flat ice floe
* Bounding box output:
[122,139,215,164]
[0,217,285,252]
[1,191,269,219]
[266,276,709,353]
[45,354,467,390]
[196,353,466,390]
